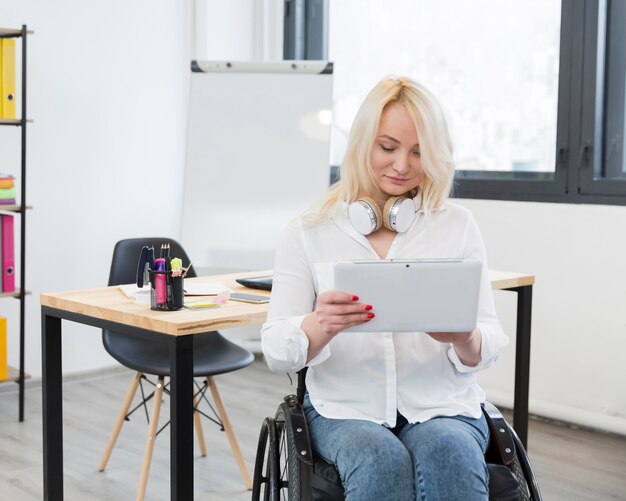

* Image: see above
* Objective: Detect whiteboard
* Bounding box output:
[181,60,333,271]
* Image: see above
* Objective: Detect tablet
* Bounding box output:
[333,259,482,332]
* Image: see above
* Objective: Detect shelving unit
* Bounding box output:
[0,25,33,422]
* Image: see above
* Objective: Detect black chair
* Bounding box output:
[252,369,542,501]
[97,238,255,500]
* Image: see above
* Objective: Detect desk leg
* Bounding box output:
[170,335,194,501]
[513,285,533,450]
[42,310,63,500]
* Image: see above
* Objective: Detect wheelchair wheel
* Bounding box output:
[511,431,542,501]
[252,417,280,501]
[503,456,531,501]
[488,429,541,501]
[274,401,312,500]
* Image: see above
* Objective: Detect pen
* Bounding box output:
[165,252,173,306]
[154,258,166,305]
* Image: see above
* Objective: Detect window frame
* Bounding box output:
[576,0,626,197]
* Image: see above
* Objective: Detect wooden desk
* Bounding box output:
[41,269,534,500]
[41,271,270,501]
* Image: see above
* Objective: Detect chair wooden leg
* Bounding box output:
[194,390,207,457]
[207,376,252,490]
[136,376,165,501]
[99,372,143,472]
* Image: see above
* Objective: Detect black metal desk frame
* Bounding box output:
[504,284,533,449]
[42,306,195,501]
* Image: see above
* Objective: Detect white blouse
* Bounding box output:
[261,199,508,427]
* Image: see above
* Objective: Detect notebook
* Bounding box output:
[333,259,482,332]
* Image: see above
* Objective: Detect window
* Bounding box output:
[577,0,626,198]
[602,1,626,182]
[293,0,626,205]
[328,1,561,178]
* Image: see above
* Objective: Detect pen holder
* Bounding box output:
[148,269,184,311]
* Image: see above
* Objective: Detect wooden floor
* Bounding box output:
[1,358,625,500]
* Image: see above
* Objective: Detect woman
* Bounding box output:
[261,76,508,500]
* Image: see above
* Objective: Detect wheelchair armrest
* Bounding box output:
[282,394,314,466]
[483,401,516,466]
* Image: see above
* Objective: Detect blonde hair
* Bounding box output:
[306,76,455,223]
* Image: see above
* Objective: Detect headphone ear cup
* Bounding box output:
[348,197,382,235]
[382,197,402,231]
[382,196,417,232]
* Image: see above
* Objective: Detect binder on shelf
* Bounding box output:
[1,214,15,292]
[0,40,2,118]
[1,39,16,119]
[0,218,2,290]
[0,317,7,380]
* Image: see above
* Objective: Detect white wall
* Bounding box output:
[1,0,190,379]
[465,199,626,435]
[193,0,283,61]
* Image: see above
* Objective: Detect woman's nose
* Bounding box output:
[393,155,411,174]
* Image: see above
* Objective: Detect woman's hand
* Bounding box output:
[427,328,482,367]
[312,290,375,336]
[301,290,374,363]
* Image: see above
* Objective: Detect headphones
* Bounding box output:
[348,196,418,235]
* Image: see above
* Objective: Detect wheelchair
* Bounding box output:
[252,369,541,501]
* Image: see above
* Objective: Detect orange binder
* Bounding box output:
[0,317,7,381]
[1,39,16,119]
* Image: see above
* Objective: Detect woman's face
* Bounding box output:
[370,102,425,198]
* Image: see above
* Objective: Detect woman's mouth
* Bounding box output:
[386,176,409,185]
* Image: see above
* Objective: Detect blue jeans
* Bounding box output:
[303,395,490,501]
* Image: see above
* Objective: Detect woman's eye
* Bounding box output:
[413,150,421,157]
[380,145,394,153]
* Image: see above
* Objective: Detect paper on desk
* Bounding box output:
[185,290,231,309]
[119,282,230,298]
[119,284,144,298]
[183,282,230,296]
[118,284,151,304]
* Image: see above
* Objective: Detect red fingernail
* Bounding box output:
[365,305,373,311]
[367,313,375,318]
[352,295,359,301]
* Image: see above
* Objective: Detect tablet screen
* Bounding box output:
[333,259,482,332]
